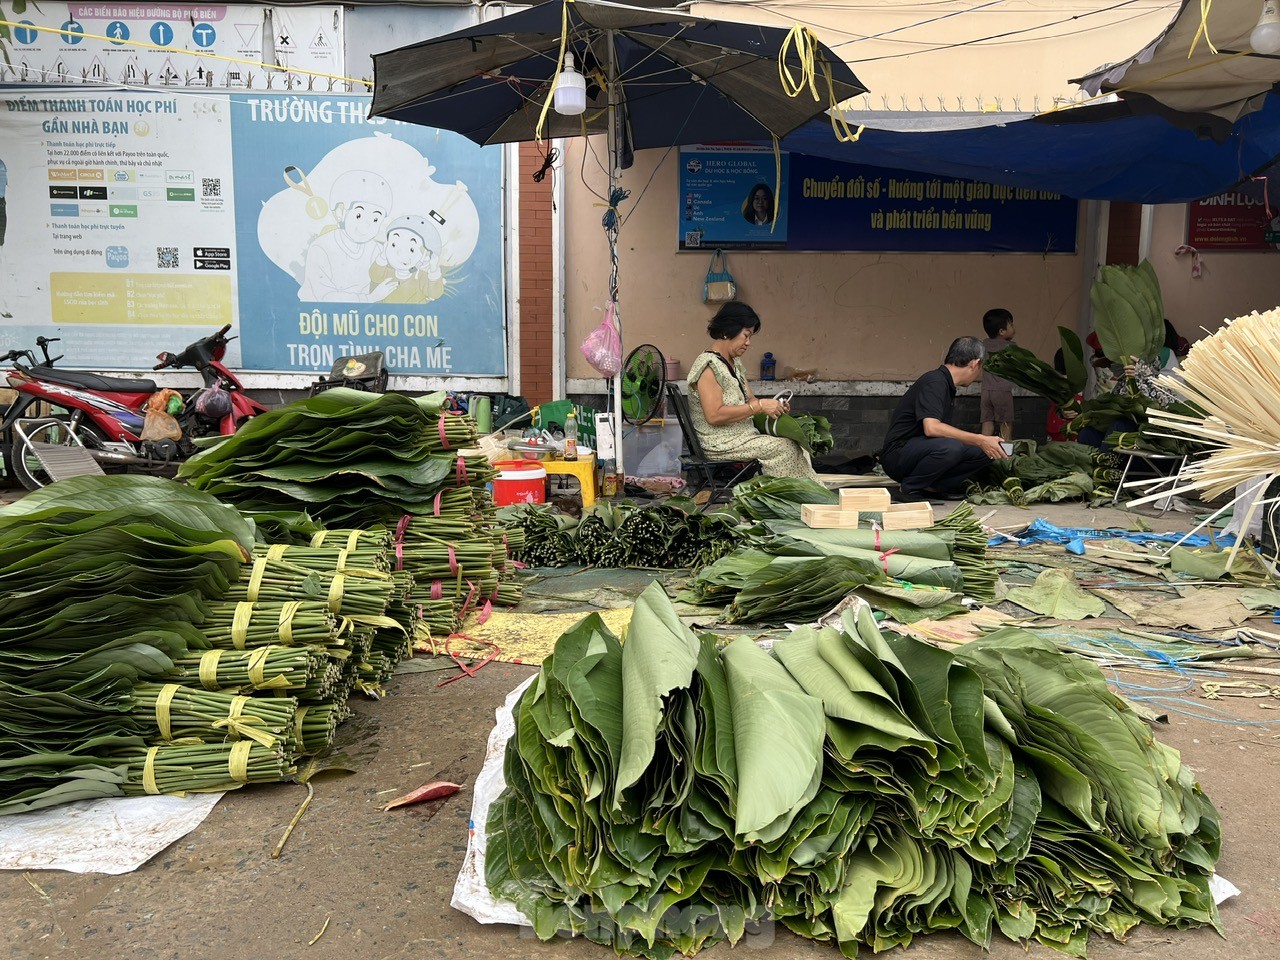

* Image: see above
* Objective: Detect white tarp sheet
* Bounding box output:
[0,792,222,875]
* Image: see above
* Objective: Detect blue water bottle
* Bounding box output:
[760,352,776,381]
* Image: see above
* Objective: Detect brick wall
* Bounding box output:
[517,142,556,405]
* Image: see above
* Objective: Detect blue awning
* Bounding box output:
[779,95,1280,203]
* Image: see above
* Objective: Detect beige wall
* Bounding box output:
[565,144,1086,382]
[1148,204,1280,340]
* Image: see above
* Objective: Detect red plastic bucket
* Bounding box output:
[492,460,547,506]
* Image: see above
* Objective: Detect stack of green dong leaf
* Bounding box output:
[487,584,1221,958]
[0,476,297,814]
[179,387,525,644]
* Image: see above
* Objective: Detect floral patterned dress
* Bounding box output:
[686,352,817,480]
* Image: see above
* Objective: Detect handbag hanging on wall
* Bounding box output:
[702,249,737,303]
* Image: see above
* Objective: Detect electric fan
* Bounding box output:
[620,343,667,426]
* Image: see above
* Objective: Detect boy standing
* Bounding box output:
[980,308,1015,441]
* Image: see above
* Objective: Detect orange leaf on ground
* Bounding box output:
[383,781,461,812]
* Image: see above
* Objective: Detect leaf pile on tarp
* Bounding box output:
[498,500,745,570]
[486,585,1221,959]
[732,475,839,520]
[0,476,262,814]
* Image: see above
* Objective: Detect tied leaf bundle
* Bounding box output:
[131,682,299,750]
[487,586,1221,959]
[751,412,834,455]
[732,475,838,520]
[981,331,1085,407]
[1090,260,1165,365]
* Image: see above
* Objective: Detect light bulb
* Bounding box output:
[553,52,587,116]
[1252,0,1280,55]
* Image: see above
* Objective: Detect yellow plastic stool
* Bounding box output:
[544,454,598,507]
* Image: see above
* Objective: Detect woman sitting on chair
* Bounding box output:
[686,301,818,479]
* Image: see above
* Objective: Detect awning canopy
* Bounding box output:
[1077,0,1280,127]
[778,95,1280,203]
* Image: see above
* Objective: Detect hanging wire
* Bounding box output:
[601,186,630,303]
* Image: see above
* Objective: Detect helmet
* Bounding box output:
[328,170,393,217]
[384,214,441,254]
[194,385,233,421]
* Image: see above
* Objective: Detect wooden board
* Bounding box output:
[818,474,899,489]
[801,504,860,529]
[838,487,892,512]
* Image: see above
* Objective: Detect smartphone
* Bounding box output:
[999,441,1015,456]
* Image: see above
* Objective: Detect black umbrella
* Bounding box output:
[371,0,865,471]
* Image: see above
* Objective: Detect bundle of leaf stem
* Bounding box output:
[131,682,299,750]
[487,584,1220,958]
[201,600,338,649]
[171,644,332,696]
[222,558,394,621]
[293,702,349,755]
[252,540,390,573]
[118,741,294,795]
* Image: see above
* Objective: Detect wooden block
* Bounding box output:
[880,504,934,530]
[802,504,860,529]
[838,487,891,512]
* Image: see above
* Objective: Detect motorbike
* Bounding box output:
[1,324,268,490]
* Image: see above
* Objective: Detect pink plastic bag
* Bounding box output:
[581,301,622,377]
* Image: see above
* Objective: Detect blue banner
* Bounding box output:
[679,147,1077,254]
[231,94,505,375]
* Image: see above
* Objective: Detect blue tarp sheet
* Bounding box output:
[779,97,1280,204]
[993,518,1221,554]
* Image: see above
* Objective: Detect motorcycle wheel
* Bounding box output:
[11,420,109,491]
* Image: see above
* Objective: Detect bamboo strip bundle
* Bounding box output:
[201,600,337,649]
[1137,308,1280,506]
[171,644,328,695]
[131,682,299,750]
[118,741,294,795]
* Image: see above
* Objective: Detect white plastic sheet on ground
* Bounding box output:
[0,793,222,874]
[452,674,535,926]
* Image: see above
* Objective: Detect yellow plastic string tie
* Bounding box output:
[246,557,269,602]
[294,706,311,741]
[278,600,301,644]
[155,683,181,741]
[199,649,224,691]
[229,695,249,720]
[267,544,289,561]
[1189,0,1218,57]
[232,600,254,650]
[228,741,253,784]
[247,646,271,687]
[336,547,350,571]
[310,530,328,547]
[345,530,363,552]
[327,572,346,614]
[822,60,865,144]
[535,0,574,143]
[778,25,820,102]
[211,698,277,748]
[143,746,161,795]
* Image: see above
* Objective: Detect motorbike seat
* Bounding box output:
[28,366,158,393]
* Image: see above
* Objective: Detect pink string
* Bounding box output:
[437,416,451,450]
[430,580,443,600]
[394,514,413,571]
[1173,245,1203,279]
[878,547,900,574]
[448,544,459,575]
[456,457,468,486]
[433,491,443,516]
[476,600,493,625]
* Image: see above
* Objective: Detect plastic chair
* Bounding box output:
[664,383,760,503]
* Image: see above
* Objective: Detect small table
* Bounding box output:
[544,454,598,507]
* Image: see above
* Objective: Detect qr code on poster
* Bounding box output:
[156,247,180,269]
[683,230,703,248]
[202,177,222,198]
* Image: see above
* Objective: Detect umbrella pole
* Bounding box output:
[606,27,626,480]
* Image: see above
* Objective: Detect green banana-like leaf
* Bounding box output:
[1057,326,1087,395]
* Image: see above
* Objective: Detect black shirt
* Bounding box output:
[881,366,956,456]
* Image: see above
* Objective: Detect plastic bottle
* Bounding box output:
[563,409,578,461]
[760,352,776,381]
